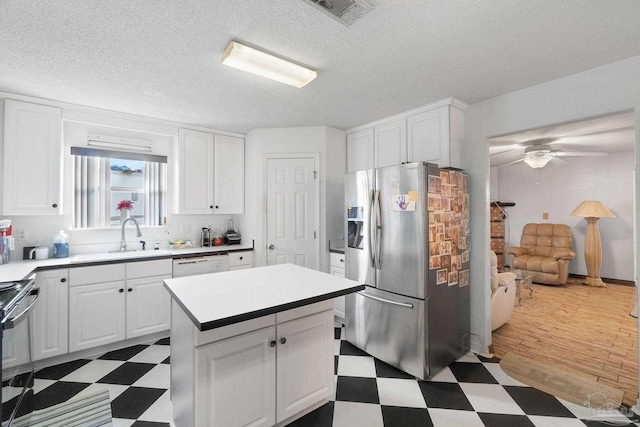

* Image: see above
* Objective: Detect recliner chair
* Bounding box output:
[490,250,517,331]
[507,223,576,285]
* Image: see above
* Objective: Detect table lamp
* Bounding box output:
[570,200,615,287]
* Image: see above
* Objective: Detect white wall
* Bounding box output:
[239,126,346,273]
[494,151,634,281]
[463,54,640,358]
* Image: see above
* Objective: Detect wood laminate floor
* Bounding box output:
[491,277,639,407]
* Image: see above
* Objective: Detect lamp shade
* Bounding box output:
[570,200,615,218]
[523,156,551,168]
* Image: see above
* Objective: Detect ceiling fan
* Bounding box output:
[500,139,608,168]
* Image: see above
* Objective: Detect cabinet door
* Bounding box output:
[69,281,126,352]
[196,327,276,427]
[346,128,374,173]
[214,135,245,214]
[126,274,172,339]
[407,106,449,166]
[276,310,333,422]
[374,118,406,168]
[175,128,214,214]
[32,269,69,361]
[2,100,62,215]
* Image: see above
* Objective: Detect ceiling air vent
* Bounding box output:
[302,0,374,26]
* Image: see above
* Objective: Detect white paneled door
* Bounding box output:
[266,158,317,268]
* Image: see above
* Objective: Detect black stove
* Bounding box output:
[0,280,35,328]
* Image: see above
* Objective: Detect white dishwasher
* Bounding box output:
[172,254,229,278]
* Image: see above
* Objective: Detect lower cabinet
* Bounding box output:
[69,259,172,353]
[69,280,126,352]
[330,252,346,320]
[174,302,334,427]
[32,269,69,361]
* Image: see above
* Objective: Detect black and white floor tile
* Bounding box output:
[32,328,640,427]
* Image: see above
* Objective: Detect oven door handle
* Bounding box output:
[2,288,40,330]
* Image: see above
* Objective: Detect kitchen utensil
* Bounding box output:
[0,220,11,230]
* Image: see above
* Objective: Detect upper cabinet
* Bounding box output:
[213,135,244,214]
[346,128,374,173]
[346,98,467,172]
[2,99,63,215]
[175,128,244,215]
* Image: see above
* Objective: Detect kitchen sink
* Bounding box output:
[71,250,171,262]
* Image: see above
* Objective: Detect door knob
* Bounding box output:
[268,244,275,250]
[280,337,287,345]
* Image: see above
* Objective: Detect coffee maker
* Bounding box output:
[201,227,211,247]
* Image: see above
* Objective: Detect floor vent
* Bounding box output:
[302,0,374,26]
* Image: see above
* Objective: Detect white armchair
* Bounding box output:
[490,250,517,331]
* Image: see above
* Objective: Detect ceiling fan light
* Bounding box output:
[221,41,317,88]
[524,156,552,168]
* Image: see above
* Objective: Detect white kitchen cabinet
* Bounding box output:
[69,280,127,352]
[276,310,334,421]
[374,118,406,168]
[228,250,253,271]
[346,98,466,171]
[69,259,172,352]
[175,129,245,215]
[346,128,374,172]
[195,327,276,427]
[406,103,465,169]
[32,269,69,361]
[329,252,346,320]
[213,135,244,214]
[172,300,334,427]
[175,128,215,214]
[2,99,62,215]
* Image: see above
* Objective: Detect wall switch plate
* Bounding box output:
[180,224,192,234]
[17,228,28,241]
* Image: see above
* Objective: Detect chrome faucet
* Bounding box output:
[120,217,142,252]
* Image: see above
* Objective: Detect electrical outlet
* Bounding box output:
[180,224,192,234]
[542,212,549,220]
[17,228,28,241]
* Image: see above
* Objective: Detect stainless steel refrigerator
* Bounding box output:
[344,162,470,379]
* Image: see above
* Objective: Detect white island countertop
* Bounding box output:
[163,263,364,331]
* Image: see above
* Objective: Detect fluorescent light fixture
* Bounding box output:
[221,41,317,88]
[523,156,551,168]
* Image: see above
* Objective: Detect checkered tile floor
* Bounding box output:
[32,327,640,426]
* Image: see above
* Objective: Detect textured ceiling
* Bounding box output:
[2,1,640,134]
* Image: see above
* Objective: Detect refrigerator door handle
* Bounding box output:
[357,291,414,309]
[369,189,376,267]
[374,189,382,269]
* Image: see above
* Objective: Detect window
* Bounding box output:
[72,147,167,229]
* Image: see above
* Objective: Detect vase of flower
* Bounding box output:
[116,200,134,224]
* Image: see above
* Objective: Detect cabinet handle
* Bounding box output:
[60,278,67,283]
[280,337,287,345]
[52,203,58,208]
[210,205,213,209]
[340,259,344,263]
[128,288,132,292]
[119,288,124,293]
[270,340,276,348]
[239,256,243,260]
[215,205,219,209]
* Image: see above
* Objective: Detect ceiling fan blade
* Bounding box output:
[553,151,608,157]
[549,157,568,166]
[498,158,525,167]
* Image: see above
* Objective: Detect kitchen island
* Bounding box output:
[163,263,363,427]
